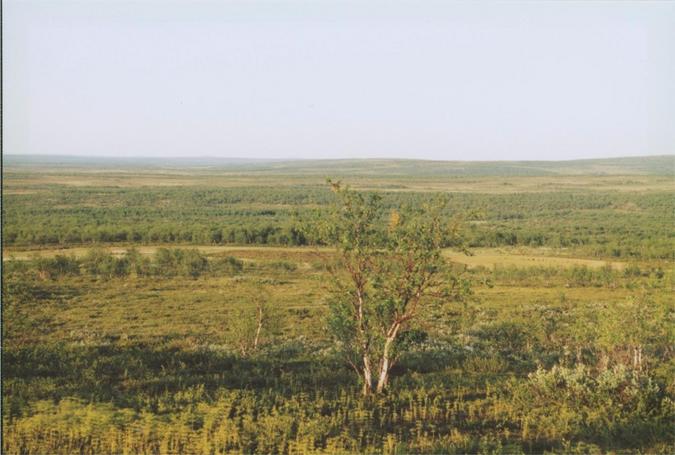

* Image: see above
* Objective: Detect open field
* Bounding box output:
[3,249,662,347]
[2,157,674,454]
[4,155,675,194]
[4,170,675,194]
[4,244,630,270]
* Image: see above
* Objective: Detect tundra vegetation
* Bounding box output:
[2,157,674,454]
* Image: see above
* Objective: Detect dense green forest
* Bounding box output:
[4,185,674,259]
[2,158,674,454]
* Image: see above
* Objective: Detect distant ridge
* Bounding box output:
[4,154,674,177]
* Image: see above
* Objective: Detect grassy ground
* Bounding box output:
[5,259,648,348]
[4,170,674,193]
[3,246,673,453]
[4,244,629,270]
[2,163,673,453]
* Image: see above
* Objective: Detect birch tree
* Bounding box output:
[323,181,465,395]
[229,289,276,356]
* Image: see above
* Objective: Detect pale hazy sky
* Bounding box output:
[5,0,675,160]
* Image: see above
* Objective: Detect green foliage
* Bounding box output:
[4,183,673,259]
[81,248,129,278]
[226,289,280,356]
[35,255,80,279]
[19,248,215,280]
[320,181,468,394]
[2,167,673,453]
[209,255,245,274]
[516,364,673,448]
[2,250,673,453]
[150,248,209,278]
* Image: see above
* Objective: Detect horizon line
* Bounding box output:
[4,153,674,164]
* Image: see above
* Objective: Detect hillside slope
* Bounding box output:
[4,154,674,176]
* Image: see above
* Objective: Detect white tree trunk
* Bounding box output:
[253,306,263,350]
[632,346,639,369]
[635,345,643,371]
[362,354,373,395]
[376,323,400,393]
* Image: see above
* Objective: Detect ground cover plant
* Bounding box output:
[2,158,674,454]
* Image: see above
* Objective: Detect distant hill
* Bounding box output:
[4,154,674,176]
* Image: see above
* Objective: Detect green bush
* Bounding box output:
[35,255,80,279]
[81,249,129,278]
[515,364,673,448]
[210,256,244,274]
[150,248,209,278]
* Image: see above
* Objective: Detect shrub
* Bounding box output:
[35,255,80,280]
[81,249,129,278]
[210,256,244,274]
[516,364,672,447]
[150,248,209,278]
[267,261,298,272]
[179,249,209,278]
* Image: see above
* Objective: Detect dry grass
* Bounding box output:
[4,170,674,194]
[4,244,629,270]
[444,248,627,270]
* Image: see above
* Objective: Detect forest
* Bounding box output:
[4,180,674,260]
[2,156,674,454]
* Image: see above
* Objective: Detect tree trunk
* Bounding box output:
[376,324,400,393]
[253,306,263,350]
[355,287,374,396]
[632,345,639,370]
[634,345,643,371]
[362,354,373,396]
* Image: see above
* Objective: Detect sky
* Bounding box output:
[4,0,675,161]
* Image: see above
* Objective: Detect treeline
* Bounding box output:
[4,186,673,258]
[4,223,309,247]
[5,219,672,260]
[11,249,671,293]
[11,249,244,280]
[468,263,671,289]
